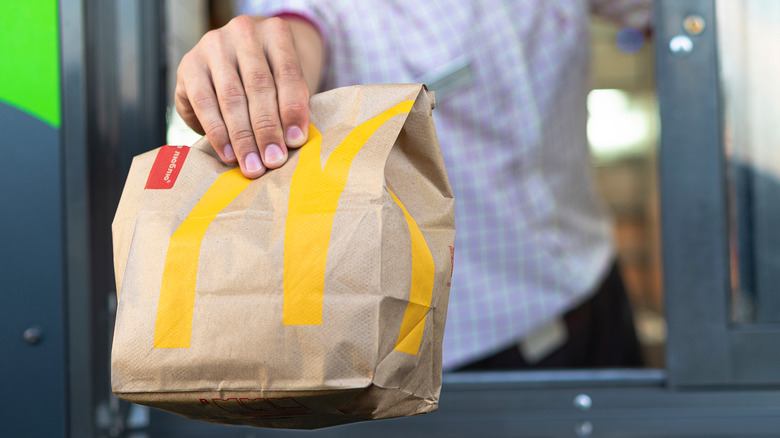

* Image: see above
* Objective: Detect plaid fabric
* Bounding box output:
[238,0,652,370]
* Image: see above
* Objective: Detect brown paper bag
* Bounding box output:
[111,84,455,429]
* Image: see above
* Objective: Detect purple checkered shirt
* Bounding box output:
[239,0,652,370]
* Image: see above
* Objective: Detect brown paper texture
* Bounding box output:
[111,84,455,429]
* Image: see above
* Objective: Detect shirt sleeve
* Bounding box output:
[237,2,325,37]
[234,0,330,40]
[589,0,653,29]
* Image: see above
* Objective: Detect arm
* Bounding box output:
[175,15,325,178]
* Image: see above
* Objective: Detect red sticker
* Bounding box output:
[145,145,190,189]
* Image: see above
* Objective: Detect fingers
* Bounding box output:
[210,46,270,178]
[174,15,313,179]
[174,81,204,135]
[232,18,287,171]
[233,17,310,176]
[262,18,311,150]
[175,55,237,165]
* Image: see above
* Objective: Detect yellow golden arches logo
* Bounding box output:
[283,100,415,326]
[154,99,435,355]
[154,167,252,348]
[387,188,435,355]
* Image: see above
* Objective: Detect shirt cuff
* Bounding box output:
[273,12,325,41]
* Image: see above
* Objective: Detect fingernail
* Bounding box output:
[245,152,264,173]
[286,126,305,146]
[264,144,285,165]
[223,144,236,161]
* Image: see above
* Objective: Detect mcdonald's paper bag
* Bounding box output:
[111,84,455,429]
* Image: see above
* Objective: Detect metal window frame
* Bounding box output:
[144,370,780,437]
[60,0,167,436]
[61,1,93,436]
[656,0,732,387]
[658,0,780,387]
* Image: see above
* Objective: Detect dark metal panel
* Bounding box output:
[81,0,168,435]
[82,1,123,434]
[0,104,67,438]
[655,0,731,387]
[728,328,780,385]
[442,369,665,390]
[752,167,780,322]
[60,0,97,436]
[731,161,757,318]
[141,371,780,438]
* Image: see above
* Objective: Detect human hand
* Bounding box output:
[175,15,322,178]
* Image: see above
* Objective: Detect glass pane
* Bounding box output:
[718,0,780,323]
[588,17,664,367]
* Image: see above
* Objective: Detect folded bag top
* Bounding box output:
[111,84,455,429]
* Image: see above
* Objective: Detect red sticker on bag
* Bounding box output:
[145,145,190,189]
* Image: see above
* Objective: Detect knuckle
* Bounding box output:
[228,15,256,38]
[229,14,253,28]
[203,120,228,140]
[263,16,291,34]
[177,52,192,73]
[200,29,222,47]
[191,92,217,110]
[279,100,307,117]
[174,83,187,101]
[177,51,202,78]
[244,70,276,94]
[219,83,247,106]
[275,61,304,82]
[229,128,256,142]
[251,114,279,136]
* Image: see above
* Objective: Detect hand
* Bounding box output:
[175,15,323,178]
